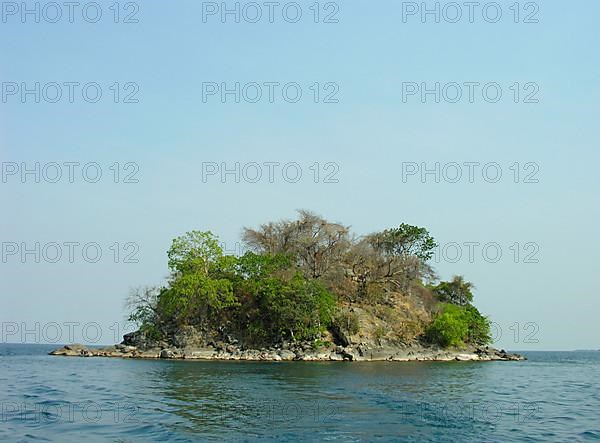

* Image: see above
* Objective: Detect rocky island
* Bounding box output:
[52,211,524,362]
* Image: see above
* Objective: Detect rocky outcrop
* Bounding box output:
[51,321,525,362]
[50,341,524,362]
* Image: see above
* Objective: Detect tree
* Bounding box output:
[263,274,335,341]
[160,231,238,328]
[432,276,474,306]
[167,231,223,275]
[243,210,350,280]
[232,254,336,343]
[464,305,492,346]
[126,285,160,326]
[341,224,437,299]
[125,286,164,340]
[368,224,437,261]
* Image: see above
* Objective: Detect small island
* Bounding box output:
[52,210,523,362]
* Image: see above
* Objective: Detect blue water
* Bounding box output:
[1,345,599,442]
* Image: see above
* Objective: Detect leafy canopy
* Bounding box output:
[167,230,223,275]
[432,276,474,306]
[369,223,438,261]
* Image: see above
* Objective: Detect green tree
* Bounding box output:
[369,224,437,261]
[463,305,492,345]
[263,273,335,341]
[432,276,474,306]
[167,231,223,275]
[159,231,238,327]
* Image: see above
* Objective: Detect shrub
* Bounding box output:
[426,304,469,347]
[235,268,336,343]
[426,304,492,348]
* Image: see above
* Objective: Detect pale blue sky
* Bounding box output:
[1,0,599,349]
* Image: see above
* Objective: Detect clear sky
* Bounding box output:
[1,0,598,350]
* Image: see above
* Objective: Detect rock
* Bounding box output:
[50,337,525,362]
[160,349,174,359]
[361,347,398,361]
[184,349,217,360]
[135,349,160,359]
[279,350,296,361]
[64,344,87,351]
[49,344,92,357]
[49,347,71,356]
[330,326,351,347]
[455,354,477,361]
[122,331,151,348]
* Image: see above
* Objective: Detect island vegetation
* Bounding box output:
[125,210,493,354]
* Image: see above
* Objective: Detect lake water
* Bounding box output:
[1,344,599,442]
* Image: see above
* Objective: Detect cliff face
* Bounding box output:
[337,291,435,348]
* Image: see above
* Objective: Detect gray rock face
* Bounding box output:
[122,331,152,349]
[171,326,209,349]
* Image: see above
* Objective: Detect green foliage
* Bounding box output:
[432,276,474,306]
[167,231,223,275]
[426,304,469,347]
[236,252,292,280]
[127,301,155,326]
[169,273,236,317]
[241,272,336,342]
[463,305,492,346]
[426,303,491,348]
[370,224,438,261]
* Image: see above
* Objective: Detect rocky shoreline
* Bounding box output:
[50,342,524,362]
